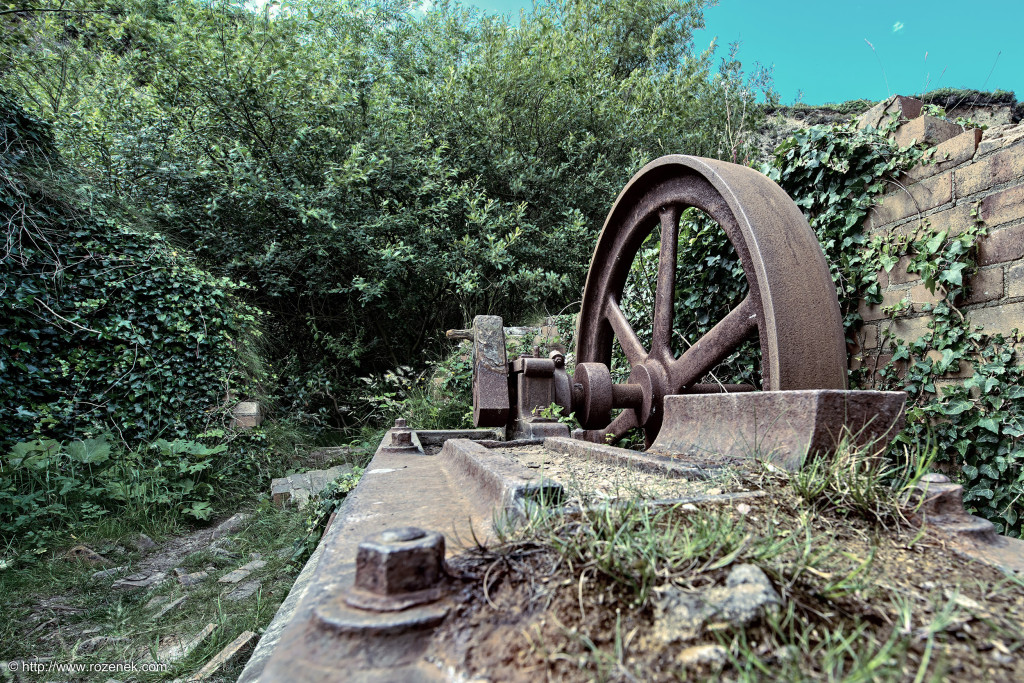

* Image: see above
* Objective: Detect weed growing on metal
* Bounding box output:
[775,435,935,527]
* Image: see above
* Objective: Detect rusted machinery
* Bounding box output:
[248,156,941,682]
[465,155,902,461]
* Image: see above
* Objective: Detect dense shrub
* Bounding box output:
[1,0,770,431]
[0,92,260,449]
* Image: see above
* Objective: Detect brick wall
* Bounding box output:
[850,96,1024,387]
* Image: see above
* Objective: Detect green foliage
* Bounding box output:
[1,0,770,432]
[0,91,261,449]
[762,117,1024,536]
[0,433,243,553]
[292,468,363,562]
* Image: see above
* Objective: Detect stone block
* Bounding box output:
[978,223,1024,266]
[1008,262,1024,298]
[219,559,266,584]
[955,143,1024,197]
[183,631,257,682]
[960,267,1004,305]
[893,115,965,149]
[979,182,1024,228]
[857,95,923,130]
[231,401,263,429]
[866,171,952,228]
[648,390,906,470]
[967,302,1024,338]
[901,129,982,184]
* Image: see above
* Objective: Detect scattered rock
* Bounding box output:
[653,564,782,643]
[182,630,257,682]
[113,571,168,590]
[149,623,217,664]
[219,560,266,584]
[275,547,292,559]
[947,591,984,613]
[92,566,129,580]
[174,567,210,587]
[736,503,752,515]
[210,547,240,560]
[226,580,262,602]
[150,596,187,621]
[64,545,108,565]
[249,552,262,560]
[78,636,129,654]
[211,513,252,540]
[136,533,157,551]
[677,644,728,667]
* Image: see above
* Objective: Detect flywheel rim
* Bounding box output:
[575,155,847,445]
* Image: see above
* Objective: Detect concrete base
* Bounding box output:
[648,390,906,470]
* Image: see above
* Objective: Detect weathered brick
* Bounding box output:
[926,203,976,237]
[925,350,975,379]
[887,254,920,285]
[857,95,923,130]
[909,283,942,310]
[858,288,912,322]
[900,129,982,184]
[893,115,965,149]
[955,142,1024,197]
[960,267,1004,305]
[865,171,953,228]
[880,315,934,347]
[1008,262,1024,298]
[977,223,1024,266]
[861,324,879,350]
[978,182,1024,228]
[967,302,1024,338]
[876,269,888,289]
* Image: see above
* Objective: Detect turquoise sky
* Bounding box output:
[466,0,1024,106]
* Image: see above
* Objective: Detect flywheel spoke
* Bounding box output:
[651,205,680,361]
[601,409,638,443]
[605,295,647,366]
[667,295,759,391]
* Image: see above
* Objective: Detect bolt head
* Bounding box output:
[354,528,445,596]
[394,418,407,428]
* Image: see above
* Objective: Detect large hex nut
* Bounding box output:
[347,527,446,611]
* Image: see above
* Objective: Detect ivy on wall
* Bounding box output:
[0,92,260,449]
[763,118,1024,536]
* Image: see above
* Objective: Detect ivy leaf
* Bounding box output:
[979,417,1000,434]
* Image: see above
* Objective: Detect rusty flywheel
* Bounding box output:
[572,155,848,445]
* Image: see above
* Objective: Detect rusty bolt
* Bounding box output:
[394,418,407,428]
[354,527,445,597]
[391,430,413,447]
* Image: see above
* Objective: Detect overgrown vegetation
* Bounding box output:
[1,0,771,436]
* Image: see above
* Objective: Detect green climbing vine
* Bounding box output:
[765,116,1024,537]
